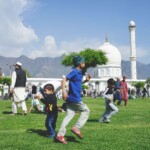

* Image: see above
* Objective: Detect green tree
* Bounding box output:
[61,48,108,68]
[2,77,11,86]
[132,81,145,89]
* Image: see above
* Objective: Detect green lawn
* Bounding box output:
[0,97,150,150]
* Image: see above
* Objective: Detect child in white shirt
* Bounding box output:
[99,78,118,123]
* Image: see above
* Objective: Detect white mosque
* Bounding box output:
[87,20,142,91]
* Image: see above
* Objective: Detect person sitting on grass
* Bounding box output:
[28,94,45,113]
[38,84,58,138]
[99,78,118,123]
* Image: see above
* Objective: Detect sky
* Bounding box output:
[0,0,150,64]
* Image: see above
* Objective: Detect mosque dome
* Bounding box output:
[98,40,121,66]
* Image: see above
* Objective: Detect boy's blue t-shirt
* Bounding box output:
[66,68,83,103]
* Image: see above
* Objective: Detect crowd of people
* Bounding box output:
[8,56,148,144]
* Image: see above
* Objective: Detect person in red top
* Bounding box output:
[121,76,128,106]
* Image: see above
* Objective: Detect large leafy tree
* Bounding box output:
[61,48,108,68]
[132,81,145,89]
[2,77,11,86]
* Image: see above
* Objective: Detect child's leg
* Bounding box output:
[100,108,110,121]
[99,109,111,122]
[107,103,118,119]
[52,113,58,131]
[57,106,76,136]
[45,115,55,136]
[73,102,90,129]
[101,100,110,120]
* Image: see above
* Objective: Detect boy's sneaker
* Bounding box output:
[98,118,104,123]
[56,135,67,144]
[103,118,110,123]
[71,126,83,139]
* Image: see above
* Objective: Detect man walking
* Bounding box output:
[10,62,27,115]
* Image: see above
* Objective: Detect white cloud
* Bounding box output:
[29,36,103,58]
[29,35,58,58]
[0,0,38,57]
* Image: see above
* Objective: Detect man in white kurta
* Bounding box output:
[10,62,27,115]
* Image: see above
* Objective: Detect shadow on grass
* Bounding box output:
[65,136,80,143]
[29,111,45,114]
[27,129,47,137]
[87,119,99,122]
[2,111,12,114]
[2,111,23,115]
[27,129,80,143]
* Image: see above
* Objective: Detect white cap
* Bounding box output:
[15,62,22,66]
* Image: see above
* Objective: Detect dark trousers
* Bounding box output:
[45,113,58,136]
[114,91,122,105]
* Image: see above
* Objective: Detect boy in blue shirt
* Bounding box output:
[56,55,91,144]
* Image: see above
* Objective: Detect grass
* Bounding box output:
[0,97,150,150]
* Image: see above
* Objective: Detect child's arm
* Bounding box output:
[102,88,113,102]
[61,77,68,100]
[82,74,91,84]
[37,94,47,105]
[39,87,46,99]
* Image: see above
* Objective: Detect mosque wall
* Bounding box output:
[26,78,145,93]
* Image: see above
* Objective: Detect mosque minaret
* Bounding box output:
[129,20,137,80]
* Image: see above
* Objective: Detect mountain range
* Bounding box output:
[0,55,149,79]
